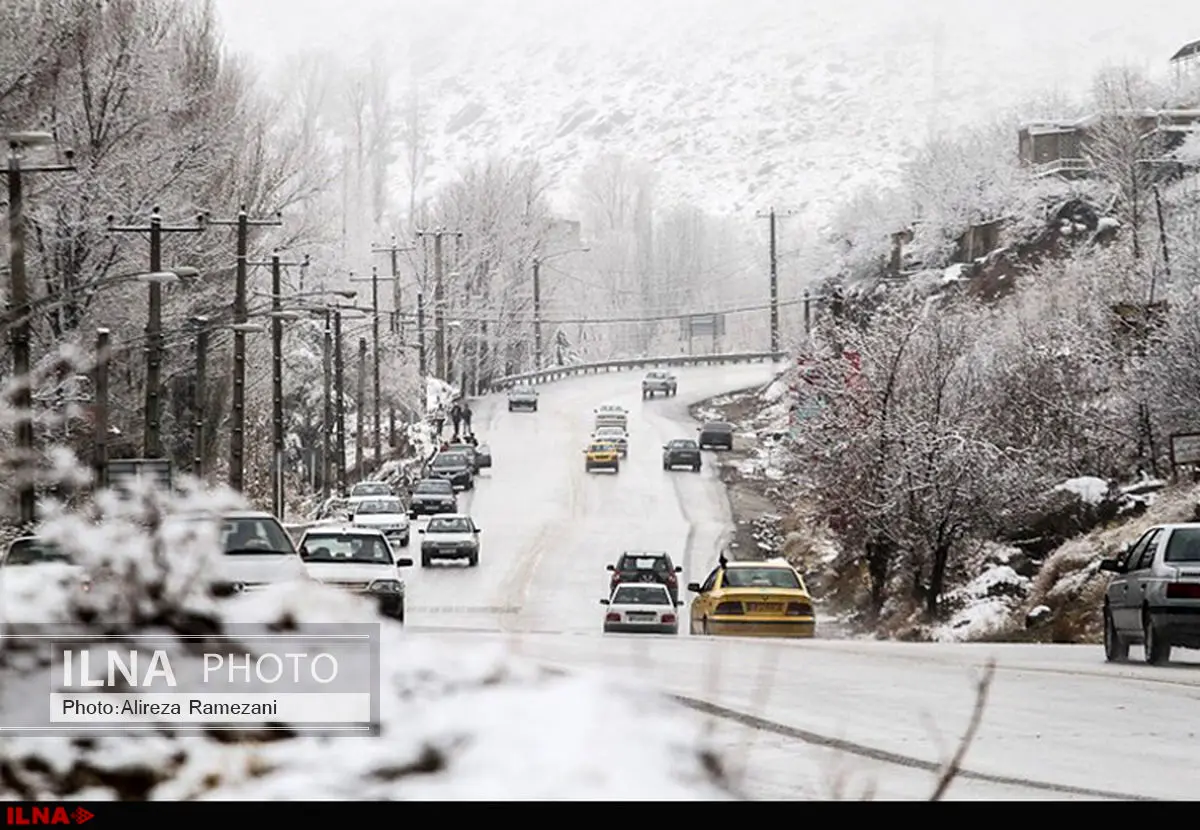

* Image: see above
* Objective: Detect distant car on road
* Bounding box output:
[601,582,682,634]
[584,441,620,473]
[350,496,411,547]
[592,426,628,457]
[508,385,539,412]
[1100,522,1200,664]
[346,480,395,511]
[662,438,702,471]
[607,551,683,604]
[418,513,482,567]
[594,404,628,431]
[408,478,457,517]
[687,556,815,638]
[427,451,475,490]
[642,370,677,398]
[446,442,484,473]
[297,525,413,621]
[697,421,735,450]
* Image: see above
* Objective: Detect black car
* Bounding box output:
[697,421,735,450]
[508,385,538,412]
[662,438,702,471]
[607,551,683,604]
[427,451,474,490]
[408,478,458,516]
[446,442,493,473]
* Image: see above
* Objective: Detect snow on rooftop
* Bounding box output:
[1053,476,1111,506]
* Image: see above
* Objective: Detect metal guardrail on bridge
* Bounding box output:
[489,351,787,391]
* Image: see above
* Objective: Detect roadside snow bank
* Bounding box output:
[0,482,735,800]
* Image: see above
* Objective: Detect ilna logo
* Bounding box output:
[4,806,94,825]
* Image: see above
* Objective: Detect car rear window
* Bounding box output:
[1165,528,1200,562]
[613,585,671,605]
[722,567,801,589]
[4,538,71,566]
[415,479,453,493]
[619,556,669,571]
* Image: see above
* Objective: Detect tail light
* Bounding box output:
[786,601,812,616]
[715,601,743,615]
[1166,582,1200,599]
[605,612,621,622]
[662,613,676,624]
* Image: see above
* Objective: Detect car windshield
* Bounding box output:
[447,444,474,453]
[703,422,733,432]
[302,533,393,564]
[427,517,472,533]
[669,440,697,449]
[589,443,614,452]
[618,555,670,572]
[3,538,72,566]
[356,499,404,515]
[596,428,623,437]
[722,567,802,589]
[350,482,391,497]
[1165,528,1200,562]
[415,479,453,494]
[221,517,296,555]
[433,453,466,468]
[613,585,671,605]
[511,386,534,395]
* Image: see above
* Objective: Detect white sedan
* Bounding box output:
[592,426,628,456]
[418,514,481,567]
[0,536,90,625]
[350,496,411,547]
[297,525,413,621]
[600,582,682,635]
[594,403,629,430]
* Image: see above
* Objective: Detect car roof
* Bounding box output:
[702,421,734,429]
[416,477,453,484]
[222,510,280,520]
[725,559,794,569]
[613,582,669,594]
[621,550,670,557]
[428,513,470,520]
[303,524,386,536]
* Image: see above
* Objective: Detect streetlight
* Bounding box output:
[531,246,590,370]
[4,130,75,527]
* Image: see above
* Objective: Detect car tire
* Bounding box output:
[468,552,479,567]
[508,404,514,411]
[692,463,700,472]
[532,404,538,412]
[663,462,670,471]
[701,617,710,636]
[421,554,431,567]
[399,536,410,547]
[613,462,620,473]
[1103,607,1128,662]
[1143,610,1171,665]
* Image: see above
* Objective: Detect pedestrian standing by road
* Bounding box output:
[449,401,463,440]
[432,403,446,439]
[462,403,474,437]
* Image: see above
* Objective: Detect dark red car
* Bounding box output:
[606,551,683,605]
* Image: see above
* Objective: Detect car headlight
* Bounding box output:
[369,580,403,594]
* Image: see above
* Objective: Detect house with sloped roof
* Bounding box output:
[1017,109,1200,179]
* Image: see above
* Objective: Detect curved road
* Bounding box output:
[403,365,1200,801]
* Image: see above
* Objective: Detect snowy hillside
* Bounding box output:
[214,0,1200,221]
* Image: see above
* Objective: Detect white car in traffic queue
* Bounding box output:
[213,511,311,595]
[600,582,683,634]
[297,525,413,622]
[592,425,629,457]
[350,496,411,547]
[1,536,91,625]
[418,513,482,567]
[594,403,628,431]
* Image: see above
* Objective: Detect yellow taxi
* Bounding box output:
[583,440,621,473]
[687,556,815,637]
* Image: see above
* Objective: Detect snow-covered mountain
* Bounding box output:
[216,0,1200,220]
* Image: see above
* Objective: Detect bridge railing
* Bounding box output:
[488,351,786,391]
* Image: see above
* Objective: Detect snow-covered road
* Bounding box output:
[402,365,1199,801]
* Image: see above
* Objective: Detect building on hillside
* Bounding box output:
[1171,38,1200,83]
[1017,109,1200,179]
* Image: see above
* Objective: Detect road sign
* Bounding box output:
[105,458,172,493]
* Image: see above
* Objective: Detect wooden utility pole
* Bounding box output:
[92,328,110,487]
[371,237,415,444]
[205,206,283,491]
[190,316,210,478]
[755,207,796,354]
[356,337,368,481]
[333,310,348,494]
[416,228,463,382]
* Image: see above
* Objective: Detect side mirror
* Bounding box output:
[474,527,482,532]
[606,564,615,571]
[676,600,684,606]
[687,582,701,593]
[1099,558,1123,573]
[298,547,310,560]
[675,566,683,572]
[396,558,413,568]
[417,529,425,534]
[599,598,609,605]
[662,445,669,450]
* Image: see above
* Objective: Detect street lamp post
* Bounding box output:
[531,246,590,372]
[3,131,75,527]
[106,210,205,458]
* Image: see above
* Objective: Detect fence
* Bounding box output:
[488,351,786,391]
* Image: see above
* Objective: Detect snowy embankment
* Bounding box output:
[692,370,1196,644]
[0,483,735,800]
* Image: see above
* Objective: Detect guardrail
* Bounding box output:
[489,351,787,391]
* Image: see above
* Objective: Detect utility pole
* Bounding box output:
[247,251,309,518]
[333,309,347,494]
[352,266,396,466]
[107,208,205,458]
[755,207,796,354]
[532,255,543,371]
[92,328,110,488]
[321,308,333,500]
[416,228,462,382]
[206,206,283,492]
[4,132,75,526]
[356,337,367,481]
[372,237,415,444]
[190,316,209,478]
